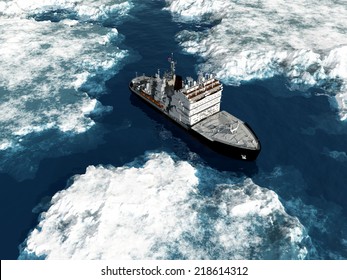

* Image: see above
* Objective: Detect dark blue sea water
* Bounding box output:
[1,1,347,259]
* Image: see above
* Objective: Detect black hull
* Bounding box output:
[190,128,260,161]
[129,83,261,161]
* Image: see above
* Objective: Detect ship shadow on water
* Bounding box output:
[129,94,259,177]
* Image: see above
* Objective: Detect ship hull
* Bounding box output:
[189,127,260,161]
[129,83,261,161]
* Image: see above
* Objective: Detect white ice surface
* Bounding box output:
[166,0,347,120]
[0,0,132,22]
[0,18,126,148]
[0,1,131,171]
[20,153,308,259]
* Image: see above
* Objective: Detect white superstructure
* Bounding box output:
[132,59,223,127]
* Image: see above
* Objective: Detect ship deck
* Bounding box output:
[191,111,260,150]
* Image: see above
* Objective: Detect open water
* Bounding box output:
[0,0,347,259]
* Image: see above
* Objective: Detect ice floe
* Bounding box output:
[0,0,132,179]
[20,152,309,259]
[166,0,347,120]
[0,0,133,23]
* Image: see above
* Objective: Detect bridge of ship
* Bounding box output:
[182,79,222,103]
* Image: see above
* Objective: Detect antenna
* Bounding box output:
[169,53,176,76]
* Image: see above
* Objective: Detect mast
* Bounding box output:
[169,53,176,78]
